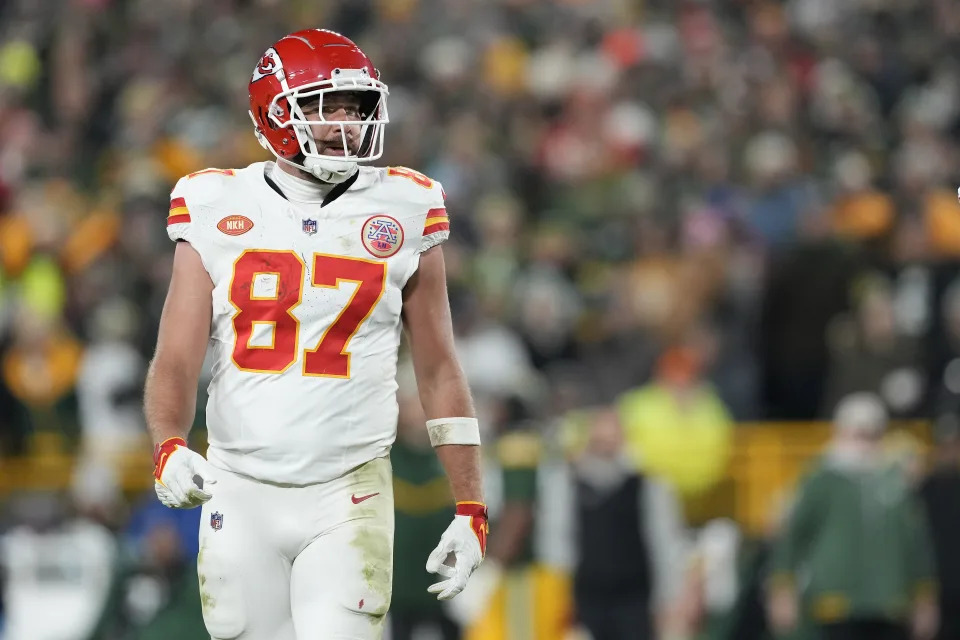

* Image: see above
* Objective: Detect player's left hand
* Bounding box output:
[426,501,489,600]
[153,436,218,509]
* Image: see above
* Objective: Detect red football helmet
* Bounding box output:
[248,29,389,182]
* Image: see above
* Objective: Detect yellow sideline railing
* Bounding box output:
[0,422,930,536]
[724,420,929,534]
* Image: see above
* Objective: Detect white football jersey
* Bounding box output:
[166,162,449,484]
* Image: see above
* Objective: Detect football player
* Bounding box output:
[144,28,488,639]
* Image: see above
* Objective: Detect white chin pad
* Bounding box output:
[303,156,356,183]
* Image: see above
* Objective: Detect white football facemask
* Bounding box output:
[250,68,389,183]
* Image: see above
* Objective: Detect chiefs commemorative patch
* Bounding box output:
[361,215,404,258]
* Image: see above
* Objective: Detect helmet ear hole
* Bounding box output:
[260,107,279,131]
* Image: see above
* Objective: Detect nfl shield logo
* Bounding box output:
[302,218,318,235]
[210,511,223,531]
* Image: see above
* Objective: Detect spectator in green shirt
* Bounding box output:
[766,392,938,640]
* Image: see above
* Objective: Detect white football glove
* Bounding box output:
[153,437,217,509]
[426,502,489,601]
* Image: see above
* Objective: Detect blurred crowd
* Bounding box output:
[1,0,960,638]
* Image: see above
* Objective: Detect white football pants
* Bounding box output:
[197,455,394,640]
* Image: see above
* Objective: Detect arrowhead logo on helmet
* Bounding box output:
[252,48,282,83]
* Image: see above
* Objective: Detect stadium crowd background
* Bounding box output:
[0,0,960,639]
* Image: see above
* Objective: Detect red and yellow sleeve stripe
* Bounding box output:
[167,197,191,225]
[423,207,449,236]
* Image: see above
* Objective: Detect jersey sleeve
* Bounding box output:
[166,168,237,244]
[166,177,195,243]
[419,181,449,253]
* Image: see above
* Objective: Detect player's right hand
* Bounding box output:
[153,437,218,509]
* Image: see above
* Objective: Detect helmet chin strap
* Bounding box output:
[303,156,358,184]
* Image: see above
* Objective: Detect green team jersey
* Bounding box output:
[391,439,454,613]
[769,457,936,624]
[496,430,540,567]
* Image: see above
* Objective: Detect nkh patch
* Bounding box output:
[210,511,224,531]
[217,215,254,236]
[361,215,404,258]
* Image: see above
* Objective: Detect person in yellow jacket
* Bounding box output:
[618,345,734,499]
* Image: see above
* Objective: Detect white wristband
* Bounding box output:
[426,417,481,447]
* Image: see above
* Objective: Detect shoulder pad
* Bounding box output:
[382,167,448,251]
[167,168,240,241]
[171,168,241,208]
[383,166,445,205]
